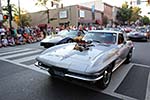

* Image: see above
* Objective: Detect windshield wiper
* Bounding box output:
[92,40,101,43]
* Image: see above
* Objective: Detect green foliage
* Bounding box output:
[116,8,132,24]
[35,0,49,9]
[2,4,19,16]
[2,4,31,26]
[116,2,143,25]
[141,16,150,25]
[129,6,141,22]
[116,2,132,25]
[21,14,32,26]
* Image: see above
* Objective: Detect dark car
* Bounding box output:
[40,30,86,48]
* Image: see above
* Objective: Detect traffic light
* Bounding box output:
[3,15,8,20]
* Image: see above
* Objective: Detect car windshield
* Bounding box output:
[103,28,120,31]
[83,32,117,44]
[57,30,78,37]
[136,28,147,33]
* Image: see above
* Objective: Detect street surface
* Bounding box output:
[0,41,150,100]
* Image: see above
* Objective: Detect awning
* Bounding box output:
[95,20,102,25]
[38,24,47,28]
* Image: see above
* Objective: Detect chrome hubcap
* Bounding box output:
[103,70,111,85]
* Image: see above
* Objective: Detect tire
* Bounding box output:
[67,39,73,43]
[95,65,112,89]
[125,49,132,64]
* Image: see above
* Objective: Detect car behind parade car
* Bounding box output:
[127,27,150,41]
[40,30,86,48]
[35,30,134,89]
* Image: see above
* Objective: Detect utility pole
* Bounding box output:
[7,0,12,29]
[18,0,22,26]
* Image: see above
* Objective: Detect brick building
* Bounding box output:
[29,4,103,28]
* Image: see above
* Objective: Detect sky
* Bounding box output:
[1,0,150,16]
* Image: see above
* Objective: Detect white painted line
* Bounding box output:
[131,63,150,68]
[0,48,32,56]
[102,91,138,100]
[13,55,38,63]
[145,72,150,100]
[104,63,133,92]
[0,58,49,76]
[101,63,136,99]
[3,49,42,59]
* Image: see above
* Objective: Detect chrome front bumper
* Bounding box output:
[35,62,103,82]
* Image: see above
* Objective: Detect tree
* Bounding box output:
[2,4,32,26]
[129,6,142,23]
[141,16,150,25]
[116,2,132,25]
[20,14,32,26]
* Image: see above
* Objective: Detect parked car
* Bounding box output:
[35,30,134,89]
[127,27,150,41]
[40,30,86,48]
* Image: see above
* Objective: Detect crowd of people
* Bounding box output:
[0,24,104,48]
[0,26,44,48]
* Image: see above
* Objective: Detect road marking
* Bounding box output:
[131,63,150,68]
[145,72,150,100]
[0,47,149,100]
[2,49,42,59]
[0,48,47,75]
[101,63,139,100]
[12,55,38,63]
[0,48,32,56]
[0,57,49,75]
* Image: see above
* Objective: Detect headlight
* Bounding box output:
[144,33,147,36]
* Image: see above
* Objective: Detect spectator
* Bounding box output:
[1,36,8,47]
[8,36,15,46]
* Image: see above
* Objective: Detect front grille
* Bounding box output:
[41,63,103,80]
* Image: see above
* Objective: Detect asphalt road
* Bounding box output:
[0,41,150,100]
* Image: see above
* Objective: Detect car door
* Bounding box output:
[117,33,129,60]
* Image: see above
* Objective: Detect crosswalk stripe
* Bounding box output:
[20,59,36,66]
[3,49,43,59]
[13,55,38,63]
[0,47,23,54]
[0,58,49,75]
[0,48,32,56]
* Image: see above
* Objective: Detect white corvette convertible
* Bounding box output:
[35,30,134,89]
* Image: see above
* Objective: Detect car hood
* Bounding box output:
[36,43,114,73]
[41,35,65,43]
[128,31,144,36]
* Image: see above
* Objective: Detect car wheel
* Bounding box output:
[125,49,132,64]
[95,66,112,89]
[67,39,73,43]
